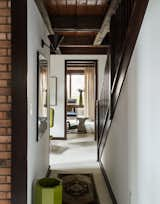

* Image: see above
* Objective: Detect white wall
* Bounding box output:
[27,1,50,204]
[101,1,160,204]
[50,55,107,138]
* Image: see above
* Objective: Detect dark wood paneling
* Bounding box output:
[98,0,149,159]
[44,0,109,16]
[61,34,96,45]
[51,15,103,30]
[60,45,110,54]
[11,0,27,204]
[111,0,149,117]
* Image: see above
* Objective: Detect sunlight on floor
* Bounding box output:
[50,134,96,165]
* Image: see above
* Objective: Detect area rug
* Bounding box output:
[58,174,100,204]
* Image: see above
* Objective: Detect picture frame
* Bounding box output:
[50,76,57,106]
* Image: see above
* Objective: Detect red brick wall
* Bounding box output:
[0,0,11,204]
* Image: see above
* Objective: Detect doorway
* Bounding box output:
[65,60,97,140]
[49,59,98,166]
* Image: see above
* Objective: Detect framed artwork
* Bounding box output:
[37,51,48,141]
[50,76,57,106]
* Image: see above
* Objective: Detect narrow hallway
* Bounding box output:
[8,0,154,204]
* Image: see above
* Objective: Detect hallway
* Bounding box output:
[6,0,158,204]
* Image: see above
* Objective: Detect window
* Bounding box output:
[67,73,85,102]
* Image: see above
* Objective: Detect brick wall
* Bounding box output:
[0,0,11,204]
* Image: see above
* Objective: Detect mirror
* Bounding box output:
[37,51,48,141]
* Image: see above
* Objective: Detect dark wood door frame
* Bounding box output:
[11,1,28,204]
[64,60,98,140]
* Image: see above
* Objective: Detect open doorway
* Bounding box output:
[65,60,97,140]
[50,60,98,165]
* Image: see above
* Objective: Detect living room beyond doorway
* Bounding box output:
[65,60,97,141]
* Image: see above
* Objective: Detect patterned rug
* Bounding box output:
[58,174,100,204]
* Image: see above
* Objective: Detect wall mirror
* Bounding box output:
[37,51,48,141]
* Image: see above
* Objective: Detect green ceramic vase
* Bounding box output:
[35,178,62,204]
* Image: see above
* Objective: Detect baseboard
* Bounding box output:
[99,161,117,204]
[50,137,66,140]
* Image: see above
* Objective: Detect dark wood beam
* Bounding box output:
[54,28,99,32]
[60,45,110,48]
[59,45,110,54]
[51,15,103,30]
[61,35,95,45]
[94,0,120,45]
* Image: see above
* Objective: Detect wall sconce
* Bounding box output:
[41,33,64,53]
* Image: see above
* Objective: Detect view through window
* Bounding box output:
[67,74,85,103]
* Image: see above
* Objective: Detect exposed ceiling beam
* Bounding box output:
[61,35,96,45]
[34,0,61,54]
[94,0,121,45]
[60,45,110,48]
[59,45,110,55]
[54,28,99,32]
[50,15,103,30]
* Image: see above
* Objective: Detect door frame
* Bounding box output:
[64,60,98,140]
[11,0,28,204]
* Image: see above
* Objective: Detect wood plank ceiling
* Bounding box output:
[44,0,111,54]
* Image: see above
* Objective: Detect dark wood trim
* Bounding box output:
[11,0,28,204]
[52,137,67,140]
[54,28,99,32]
[96,100,99,161]
[36,51,40,142]
[51,15,103,30]
[66,60,98,64]
[60,46,110,55]
[97,55,111,159]
[98,0,149,160]
[66,70,85,75]
[60,45,109,48]
[64,60,98,140]
[99,161,117,204]
[67,64,95,68]
[99,119,111,159]
[94,60,98,141]
[111,0,149,118]
[64,60,67,140]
